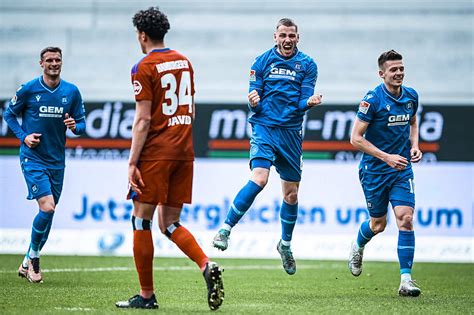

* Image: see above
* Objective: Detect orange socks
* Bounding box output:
[170,225,208,271]
[133,230,154,295]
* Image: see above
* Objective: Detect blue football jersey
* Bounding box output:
[4,76,86,169]
[248,46,318,129]
[356,83,419,174]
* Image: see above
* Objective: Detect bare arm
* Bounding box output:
[350,118,408,170]
[128,100,152,194]
[409,115,422,162]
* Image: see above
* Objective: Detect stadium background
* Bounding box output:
[0,0,472,263]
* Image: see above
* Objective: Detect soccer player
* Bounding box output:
[348,50,422,297]
[3,47,86,283]
[115,7,224,310]
[212,18,322,275]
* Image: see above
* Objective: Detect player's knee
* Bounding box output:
[158,222,167,235]
[252,176,268,188]
[398,213,414,230]
[283,191,298,205]
[371,220,387,234]
[39,203,56,212]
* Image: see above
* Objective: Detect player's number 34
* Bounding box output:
[161,71,193,116]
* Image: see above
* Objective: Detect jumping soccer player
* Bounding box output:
[4,46,86,283]
[348,50,422,297]
[212,18,322,275]
[115,7,224,310]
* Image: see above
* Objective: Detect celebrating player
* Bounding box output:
[348,50,422,296]
[212,18,322,275]
[115,7,224,310]
[4,47,86,283]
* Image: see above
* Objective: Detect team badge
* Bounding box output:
[249,70,256,82]
[31,184,38,193]
[405,101,413,111]
[10,95,17,105]
[250,145,258,156]
[359,101,370,114]
[295,62,301,70]
[133,80,142,95]
[62,97,68,104]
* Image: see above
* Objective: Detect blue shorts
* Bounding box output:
[249,124,303,182]
[359,168,415,218]
[21,161,64,204]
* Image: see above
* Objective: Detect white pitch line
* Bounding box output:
[54,307,94,312]
[1,263,340,274]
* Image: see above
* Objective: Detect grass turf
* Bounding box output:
[0,254,472,314]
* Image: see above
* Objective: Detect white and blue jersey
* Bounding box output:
[4,76,86,169]
[248,46,318,129]
[356,83,419,174]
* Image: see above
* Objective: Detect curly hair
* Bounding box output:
[378,50,403,69]
[132,7,170,41]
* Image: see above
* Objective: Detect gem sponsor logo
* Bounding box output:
[388,114,410,126]
[39,105,64,118]
[269,67,296,80]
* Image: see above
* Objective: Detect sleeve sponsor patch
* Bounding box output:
[359,101,370,114]
[249,70,256,82]
[10,94,17,105]
[133,80,142,95]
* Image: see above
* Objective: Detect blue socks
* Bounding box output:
[39,212,55,251]
[224,180,263,227]
[356,220,375,248]
[280,201,298,242]
[28,210,54,258]
[398,230,415,275]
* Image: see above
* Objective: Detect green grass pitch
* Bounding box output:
[0,254,472,314]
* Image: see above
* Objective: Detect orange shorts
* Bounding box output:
[127,160,193,206]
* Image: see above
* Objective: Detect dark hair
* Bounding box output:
[276,18,298,32]
[133,7,170,41]
[40,47,62,60]
[378,50,403,69]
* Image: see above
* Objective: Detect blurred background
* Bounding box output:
[0,0,472,262]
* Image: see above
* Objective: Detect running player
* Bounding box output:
[3,46,86,283]
[348,50,422,297]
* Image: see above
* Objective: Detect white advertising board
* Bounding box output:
[0,157,472,262]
